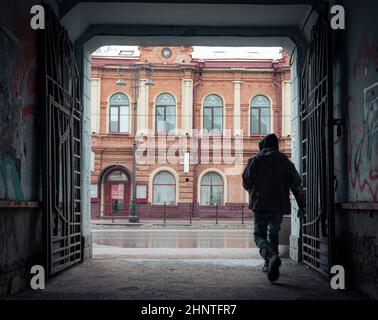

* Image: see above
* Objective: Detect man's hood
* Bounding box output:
[259,134,279,151]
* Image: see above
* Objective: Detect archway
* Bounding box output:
[100,166,131,217]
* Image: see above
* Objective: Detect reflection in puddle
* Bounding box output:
[93,230,256,249]
[127,259,263,268]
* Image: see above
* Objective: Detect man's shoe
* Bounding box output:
[262,260,269,272]
[267,254,281,282]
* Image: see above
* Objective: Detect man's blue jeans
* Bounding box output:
[253,211,283,259]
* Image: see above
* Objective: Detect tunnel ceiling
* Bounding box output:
[59,0,318,18]
[60,1,315,48]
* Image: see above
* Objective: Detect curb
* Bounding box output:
[91,223,144,226]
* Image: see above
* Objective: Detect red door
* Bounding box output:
[103,170,130,216]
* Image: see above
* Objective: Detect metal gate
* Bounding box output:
[41,6,82,276]
[300,3,335,275]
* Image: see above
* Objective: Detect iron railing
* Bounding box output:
[91,203,252,225]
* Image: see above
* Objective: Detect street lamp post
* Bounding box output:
[116,64,154,223]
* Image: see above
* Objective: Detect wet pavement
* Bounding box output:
[91,222,264,259]
[92,227,256,249]
[10,222,368,300]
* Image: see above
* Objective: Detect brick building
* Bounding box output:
[90,46,292,219]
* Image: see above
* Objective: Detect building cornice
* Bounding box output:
[93,65,290,74]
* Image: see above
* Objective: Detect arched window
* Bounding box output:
[203,94,223,133]
[200,172,223,205]
[156,93,176,133]
[109,93,130,133]
[153,171,176,205]
[250,95,270,134]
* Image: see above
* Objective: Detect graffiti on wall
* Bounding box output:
[0,7,38,200]
[353,34,378,83]
[339,34,378,202]
[347,90,378,202]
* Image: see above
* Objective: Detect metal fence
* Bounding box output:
[91,202,252,224]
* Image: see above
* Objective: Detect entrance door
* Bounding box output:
[103,170,130,216]
[300,2,335,275]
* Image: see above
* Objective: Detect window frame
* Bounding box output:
[109,93,130,133]
[203,94,224,133]
[250,95,271,135]
[152,171,176,205]
[200,172,224,206]
[155,93,176,134]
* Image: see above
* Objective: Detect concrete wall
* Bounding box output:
[331,0,378,299]
[333,0,378,204]
[0,0,50,297]
[0,209,42,296]
[0,0,40,202]
[335,206,378,299]
[289,49,302,262]
[81,49,93,260]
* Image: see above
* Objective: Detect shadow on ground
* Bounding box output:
[11,258,366,300]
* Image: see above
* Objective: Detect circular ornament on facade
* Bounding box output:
[161,47,172,59]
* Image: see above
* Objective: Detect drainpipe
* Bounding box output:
[98,148,105,217]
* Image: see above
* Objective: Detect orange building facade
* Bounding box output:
[90,46,292,219]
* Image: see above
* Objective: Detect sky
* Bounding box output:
[93,45,283,60]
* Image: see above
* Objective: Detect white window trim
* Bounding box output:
[152,92,179,135]
[197,168,228,205]
[106,92,132,134]
[149,166,180,204]
[201,92,227,136]
[248,94,274,135]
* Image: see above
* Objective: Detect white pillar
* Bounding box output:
[138,79,149,134]
[281,80,292,137]
[90,78,101,133]
[182,78,193,135]
[233,81,242,135]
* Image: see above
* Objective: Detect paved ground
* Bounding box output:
[10,222,368,300]
[13,258,365,300]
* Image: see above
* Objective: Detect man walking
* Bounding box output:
[242,134,306,282]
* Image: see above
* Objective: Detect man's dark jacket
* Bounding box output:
[242,134,306,214]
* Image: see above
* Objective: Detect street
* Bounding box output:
[91,221,260,259]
